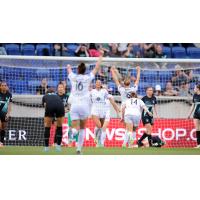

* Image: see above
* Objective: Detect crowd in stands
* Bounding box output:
[0,43,200,58]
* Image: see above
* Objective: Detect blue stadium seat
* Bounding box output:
[158,71,173,82]
[172,47,187,58]
[162,47,171,58]
[108,82,118,94]
[21,44,35,56]
[5,44,21,55]
[187,47,200,58]
[36,68,50,78]
[66,44,78,56]
[8,80,27,94]
[36,44,52,56]
[141,71,158,82]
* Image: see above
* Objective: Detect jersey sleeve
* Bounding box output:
[107,94,113,99]
[132,84,138,92]
[68,72,76,81]
[9,93,12,102]
[140,99,145,108]
[117,85,124,93]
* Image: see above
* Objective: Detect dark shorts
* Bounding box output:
[142,116,154,126]
[45,104,65,118]
[193,114,200,120]
[0,112,7,122]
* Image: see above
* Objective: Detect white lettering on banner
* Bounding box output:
[162,128,175,141]
[18,130,27,141]
[62,125,69,144]
[175,129,186,140]
[9,130,16,141]
[86,128,95,140]
[107,129,115,140]
[115,128,125,141]
[190,129,197,141]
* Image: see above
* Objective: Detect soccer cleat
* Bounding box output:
[76,150,81,155]
[137,141,143,148]
[194,145,200,148]
[44,147,49,152]
[55,145,62,152]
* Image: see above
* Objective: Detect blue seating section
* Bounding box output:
[2,43,200,58]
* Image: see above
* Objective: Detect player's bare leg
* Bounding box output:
[92,115,102,146]
[44,117,53,152]
[101,120,109,147]
[194,119,200,148]
[123,123,133,148]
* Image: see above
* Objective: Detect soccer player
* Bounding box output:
[90,80,120,147]
[111,65,141,104]
[53,82,71,146]
[121,91,152,148]
[67,50,104,154]
[42,88,65,152]
[137,87,158,147]
[188,84,200,148]
[0,81,12,147]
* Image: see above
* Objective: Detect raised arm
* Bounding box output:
[134,65,141,86]
[67,64,72,75]
[91,50,104,76]
[110,66,121,87]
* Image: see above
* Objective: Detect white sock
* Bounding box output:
[100,130,107,146]
[72,128,78,138]
[123,131,129,146]
[94,127,100,139]
[129,131,136,146]
[77,129,85,151]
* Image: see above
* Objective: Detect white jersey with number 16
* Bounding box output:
[68,71,95,104]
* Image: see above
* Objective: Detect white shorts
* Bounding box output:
[91,107,110,122]
[124,115,141,127]
[70,104,90,121]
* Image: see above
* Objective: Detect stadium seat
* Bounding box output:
[36,44,52,56]
[162,47,171,58]
[187,47,200,58]
[172,47,187,58]
[141,71,158,82]
[158,71,173,82]
[8,80,27,94]
[5,44,21,55]
[36,68,50,78]
[66,44,78,56]
[21,44,35,56]
[108,81,118,94]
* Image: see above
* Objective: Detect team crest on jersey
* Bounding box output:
[96,97,101,101]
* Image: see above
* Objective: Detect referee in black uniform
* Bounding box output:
[42,88,65,152]
[0,81,12,147]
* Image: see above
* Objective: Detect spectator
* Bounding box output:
[143,43,156,58]
[171,65,190,88]
[132,43,143,58]
[154,84,163,96]
[0,44,7,55]
[118,43,128,56]
[108,43,120,57]
[123,44,134,58]
[178,81,190,96]
[60,80,69,94]
[75,44,89,57]
[163,81,178,96]
[154,44,166,58]
[53,43,68,56]
[36,78,49,95]
[98,43,110,56]
[43,48,50,56]
[88,43,100,57]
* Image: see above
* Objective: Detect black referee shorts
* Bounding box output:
[45,104,65,118]
[193,114,200,120]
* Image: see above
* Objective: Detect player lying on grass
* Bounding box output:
[42,88,65,152]
[137,86,158,147]
[0,81,12,147]
[121,91,152,148]
[90,80,120,147]
[67,50,104,154]
[188,84,200,148]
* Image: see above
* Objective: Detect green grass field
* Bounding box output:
[0,146,200,155]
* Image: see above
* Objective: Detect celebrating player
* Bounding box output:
[90,80,120,147]
[121,91,152,148]
[42,88,65,152]
[67,50,104,154]
[188,84,200,148]
[111,65,141,104]
[137,87,158,147]
[0,81,12,147]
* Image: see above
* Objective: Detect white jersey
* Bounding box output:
[123,98,145,116]
[118,84,138,103]
[90,89,110,107]
[68,71,94,105]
